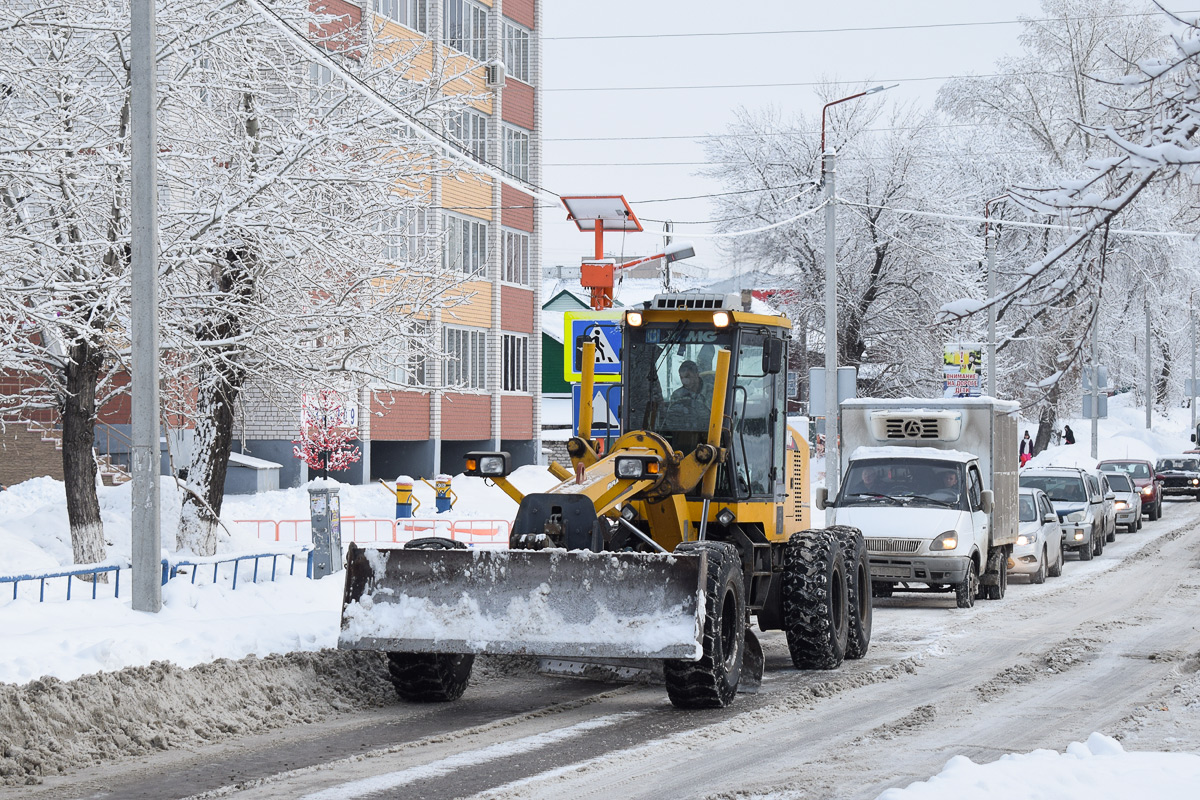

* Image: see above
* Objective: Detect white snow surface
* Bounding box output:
[2,395,1199,797]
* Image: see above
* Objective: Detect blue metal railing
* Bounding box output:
[1,562,129,602]
[161,548,314,589]
[2,548,314,603]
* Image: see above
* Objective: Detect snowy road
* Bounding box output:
[11,501,1200,800]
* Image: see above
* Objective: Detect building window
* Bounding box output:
[502,333,528,391]
[448,108,488,161]
[503,126,529,181]
[444,326,487,390]
[443,213,487,275]
[443,0,488,61]
[502,21,531,84]
[502,228,529,285]
[373,0,427,32]
[381,208,431,263]
[386,323,428,387]
[308,63,337,117]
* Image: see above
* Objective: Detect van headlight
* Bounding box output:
[931,531,959,551]
[1016,534,1031,546]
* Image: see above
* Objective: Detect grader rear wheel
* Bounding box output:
[782,530,849,670]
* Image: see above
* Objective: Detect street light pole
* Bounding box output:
[1146,291,1153,430]
[983,195,1007,398]
[1091,307,1099,461]
[131,0,161,613]
[820,85,894,512]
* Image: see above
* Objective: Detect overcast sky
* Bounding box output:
[537,1,1191,286]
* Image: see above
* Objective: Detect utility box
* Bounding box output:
[308,486,343,579]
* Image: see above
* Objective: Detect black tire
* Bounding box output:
[1136,515,1143,531]
[1106,522,1116,543]
[386,536,475,702]
[829,526,872,660]
[386,651,474,702]
[1079,540,1094,561]
[1094,529,1104,556]
[1048,541,1064,577]
[782,530,849,670]
[956,559,979,608]
[1031,548,1047,584]
[983,550,1007,600]
[872,581,894,598]
[664,541,745,709]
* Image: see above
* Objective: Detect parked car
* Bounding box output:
[1019,467,1109,560]
[1097,459,1162,520]
[1104,472,1142,532]
[1154,455,1200,501]
[1013,487,1065,583]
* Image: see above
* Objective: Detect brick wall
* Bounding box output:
[442,393,491,440]
[501,394,533,439]
[501,184,534,232]
[371,390,431,440]
[502,79,534,130]
[0,422,63,486]
[235,385,302,440]
[500,286,535,333]
[503,0,535,29]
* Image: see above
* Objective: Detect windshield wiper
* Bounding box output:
[906,494,958,509]
[846,493,902,506]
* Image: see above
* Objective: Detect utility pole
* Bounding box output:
[131,0,161,613]
[1146,292,1153,430]
[1192,302,1196,436]
[1090,307,1099,461]
[661,221,673,292]
[823,149,839,510]
[986,232,997,397]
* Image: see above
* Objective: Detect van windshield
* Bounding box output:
[1019,495,1038,522]
[839,459,968,510]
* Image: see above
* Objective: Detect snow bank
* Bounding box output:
[876,733,1200,799]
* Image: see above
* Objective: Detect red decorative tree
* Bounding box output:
[294,390,361,480]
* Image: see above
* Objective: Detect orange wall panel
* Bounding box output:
[442,174,493,221]
[443,280,492,327]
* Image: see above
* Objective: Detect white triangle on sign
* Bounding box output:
[592,390,616,426]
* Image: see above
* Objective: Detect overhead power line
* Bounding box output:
[541,11,1199,41]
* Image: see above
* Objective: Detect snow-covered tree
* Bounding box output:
[0,1,477,557]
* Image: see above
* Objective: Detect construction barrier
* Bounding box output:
[233,517,512,548]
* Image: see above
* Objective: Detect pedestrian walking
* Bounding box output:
[1019,430,1034,466]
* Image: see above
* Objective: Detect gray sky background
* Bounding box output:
[538,1,1190,284]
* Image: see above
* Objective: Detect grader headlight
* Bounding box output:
[615,456,660,479]
[464,451,511,477]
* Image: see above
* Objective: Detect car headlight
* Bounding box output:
[1191,478,1199,486]
[1115,501,1128,510]
[1016,534,1031,546]
[1141,486,1154,496]
[1066,511,1085,523]
[931,531,959,551]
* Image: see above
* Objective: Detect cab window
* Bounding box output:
[967,466,983,510]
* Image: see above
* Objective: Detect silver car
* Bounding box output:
[1104,472,1143,531]
[1012,487,1064,583]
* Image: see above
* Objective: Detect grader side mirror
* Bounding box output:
[762,338,785,375]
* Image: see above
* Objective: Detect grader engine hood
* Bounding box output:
[339,544,708,660]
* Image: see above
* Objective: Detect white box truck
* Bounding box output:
[816,398,1019,608]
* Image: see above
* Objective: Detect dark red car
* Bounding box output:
[1097,460,1162,520]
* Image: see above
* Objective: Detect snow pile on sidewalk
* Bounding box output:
[0,465,556,686]
[876,733,1200,799]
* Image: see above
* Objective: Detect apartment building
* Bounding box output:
[232,0,542,487]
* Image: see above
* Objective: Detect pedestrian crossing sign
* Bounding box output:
[564,311,622,383]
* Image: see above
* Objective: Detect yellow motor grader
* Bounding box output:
[339,293,871,708]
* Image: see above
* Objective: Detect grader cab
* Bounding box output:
[339,293,871,709]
